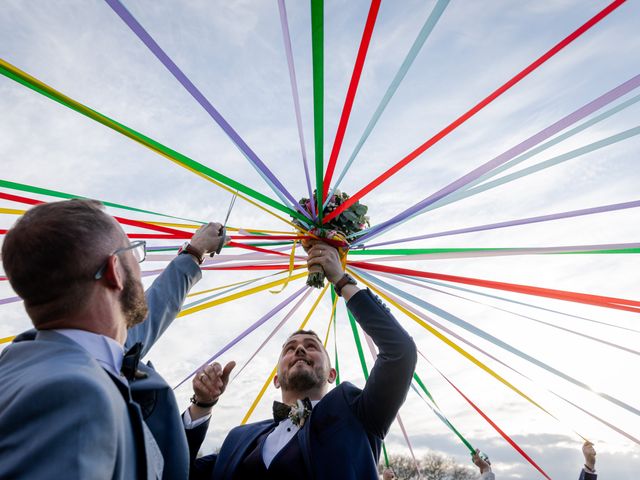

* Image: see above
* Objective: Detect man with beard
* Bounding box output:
[0,199,226,480]
[188,240,418,480]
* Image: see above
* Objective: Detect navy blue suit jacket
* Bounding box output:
[190,288,417,480]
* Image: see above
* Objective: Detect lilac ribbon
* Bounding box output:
[365,199,640,248]
[232,287,313,381]
[174,284,308,389]
[278,0,315,218]
[105,0,311,222]
[358,73,640,242]
[0,296,21,306]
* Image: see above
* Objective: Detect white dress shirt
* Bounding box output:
[262,400,320,468]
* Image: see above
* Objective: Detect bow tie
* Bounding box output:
[272,398,313,426]
[121,342,147,381]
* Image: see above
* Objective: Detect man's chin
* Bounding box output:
[125,303,148,328]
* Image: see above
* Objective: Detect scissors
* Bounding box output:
[214,191,237,255]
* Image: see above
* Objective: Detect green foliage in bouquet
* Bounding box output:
[293,190,370,288]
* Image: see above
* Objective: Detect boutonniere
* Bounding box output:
[288,398,312,427]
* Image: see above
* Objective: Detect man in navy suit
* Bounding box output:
[188,239,418,479]
[0,199,226,479]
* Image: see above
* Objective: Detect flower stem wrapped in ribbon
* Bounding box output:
[294,190,369,288]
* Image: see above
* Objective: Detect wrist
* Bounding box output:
[190,394,217,408]
[332,273,357,297]
[178,242,205,265]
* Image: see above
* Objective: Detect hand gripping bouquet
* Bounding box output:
[293,190,369,288]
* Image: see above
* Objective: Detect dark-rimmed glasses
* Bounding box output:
[94,240,147,280]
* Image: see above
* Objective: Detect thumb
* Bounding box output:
[221,361,236,384]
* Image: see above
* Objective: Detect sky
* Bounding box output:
[1,0,639,478]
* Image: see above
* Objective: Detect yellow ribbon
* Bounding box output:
[0,208,25,215]
[178,271,307,317]
[0,58,306,232]
[270,240,299,294]
[187,273,278,298]
[323,294,339,347]
[0,336,16,344]
[348,269,554,416]
[241,284,329,424]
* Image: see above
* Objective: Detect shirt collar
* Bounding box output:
[53,328,124,378]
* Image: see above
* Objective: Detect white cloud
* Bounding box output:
[1,1,639,478]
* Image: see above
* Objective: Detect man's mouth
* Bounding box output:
[291,359,312,368]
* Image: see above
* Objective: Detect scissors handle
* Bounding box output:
[213,226,226,256]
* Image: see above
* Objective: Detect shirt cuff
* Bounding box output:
[182,408,211,429]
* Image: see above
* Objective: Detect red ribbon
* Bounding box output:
[0,191,193,238]
[323,0,626,223]
[323,0,381,201]
[431,358,552,480]
[350,261,640,312]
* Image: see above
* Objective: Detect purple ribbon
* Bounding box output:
[365,199,640,248]
[105,0,311,222]
[359,73,640,242]
[278,0,315,218]
[174,284,308,389]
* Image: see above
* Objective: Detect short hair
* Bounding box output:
[282,329,330,362]
[2,199,119,326]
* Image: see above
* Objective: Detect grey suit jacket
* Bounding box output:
[0,254,201,480]
[0,330,152,479]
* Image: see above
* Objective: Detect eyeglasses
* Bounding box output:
[94,240,147,280]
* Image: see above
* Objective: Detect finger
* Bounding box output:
[210,363,222,379]
[221,361,236,384]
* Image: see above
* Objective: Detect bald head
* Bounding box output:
[2,199,124,326]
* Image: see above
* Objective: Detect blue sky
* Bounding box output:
[1,1,639,478]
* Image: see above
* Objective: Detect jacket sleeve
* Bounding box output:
[579,468,597,480]
[126,254,202,356]
[346,288,417,438]
[184,419,213,480]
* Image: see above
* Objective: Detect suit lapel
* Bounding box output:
[221,422,274,480]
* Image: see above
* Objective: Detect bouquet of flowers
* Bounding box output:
[294,190,369,288]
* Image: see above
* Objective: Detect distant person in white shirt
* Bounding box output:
[472,448,495,480]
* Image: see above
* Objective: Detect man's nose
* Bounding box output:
[294,345,306,355]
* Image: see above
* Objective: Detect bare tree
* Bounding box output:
[379,452,476,480]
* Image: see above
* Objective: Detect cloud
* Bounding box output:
[1,1,639,477]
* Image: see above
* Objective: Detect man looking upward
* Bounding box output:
[189,239,418,480]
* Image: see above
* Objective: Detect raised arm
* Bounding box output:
[126,222,227,355]
[306,242,417,438]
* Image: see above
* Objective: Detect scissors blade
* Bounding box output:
[214,192,237,255]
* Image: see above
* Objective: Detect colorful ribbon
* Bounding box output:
[324,0,627,224]
[326,0,450,206]
[322,0,381,200]
[356,268,640,417]
[351,261,640,313]
[311,0,324,218]
[104,0,310,221]
[420,351,552,479]
[0,57,308,225]
[278,0,315,218]
[358,72,640,242]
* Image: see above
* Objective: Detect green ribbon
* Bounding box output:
[347,301,474,456]
[330,287,340,385]
[0,179,203,224]
[412,372,475,454]
[0,61,307,223]
[310,0,324,218]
